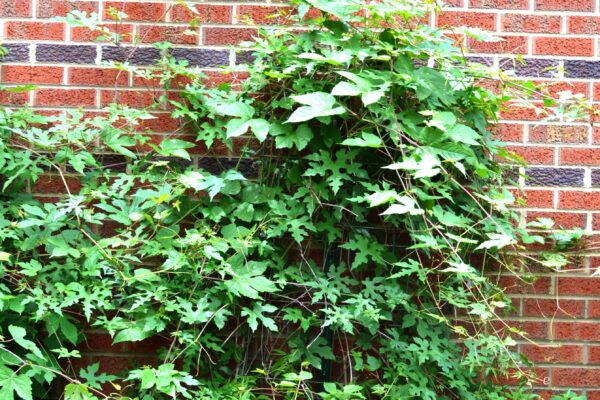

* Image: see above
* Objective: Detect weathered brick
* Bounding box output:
[1,0,31,16]
[5,21,65,40]
[530,125,588,144]
[502,14,561,33]
[37,0,97,18]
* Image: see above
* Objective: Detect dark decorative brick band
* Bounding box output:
[465,56,493,66]
[499,58,558,78]
[564,60,600,79]
[591,169,600,187]
[235,50,256,65]
[36,44,97,64]
[525,167,584,187]
[101,46,161,65]
[1,44,30,62]
[102,46,229,67]
[171,48,230,67]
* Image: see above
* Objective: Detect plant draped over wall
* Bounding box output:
[0,0,588,399]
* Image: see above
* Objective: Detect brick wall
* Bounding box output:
[2,0,600,397]
[437,0,600,397]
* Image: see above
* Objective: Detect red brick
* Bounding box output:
[536,0,594,11]
[201,71,249,89]
[497,275,552,295]
[559,191,600,210]
[589,83,600,102]
[533,37,594,57]
[568,16,600,34]
[5,21,64,40]
[523,299,584,317]
[468,35,528,54]
[37,0,97,18]
[557,277,600,296]
[437,11,496,30]
[71,23,132,42]
[499,103,542,121]
[512,189,554,208]
[137,113,181,133]
[553,367,600,387]
[504,145,554,164]
[0,91,29,106]
[203,27,257,46]
[35,89,96,107]
[171,4,232,24]
[2,66,63,85]
[495,367,549,385]
[100,90,158,108]
[526,211,586,229]
[589,391,600,400]
[587,347,600,364]
[592,214,600,231]
[1,0,31,16]
[103,1,165,21]
[69,67,129,86]
[538,80,589,98]
[490,123,523,142]
[502,14,561,33]
[238,5,295,25]
[588,301,600,318]
[520,344,583,363]
[495,320,549,340]
[469,0,529,8]
[138,25,197,45]
[560,148,600,166]
[553,322,600,341]
[592,127,600,144]
[530,125,588,144]
[31,175,81,193]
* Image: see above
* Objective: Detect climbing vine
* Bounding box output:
[0,0,588,399]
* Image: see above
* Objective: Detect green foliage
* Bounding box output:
[0,2,588,400]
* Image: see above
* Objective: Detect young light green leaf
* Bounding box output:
[341,132,382,148]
